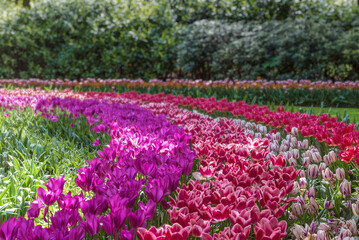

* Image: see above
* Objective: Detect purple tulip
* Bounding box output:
[80,213,99,236]
[0,217,18,240]
[308,164,319,179]
[92,138,101,146]
[27,200,44,219]
[75,167,94,192]
[340,179,351,196]
[145,179,169,203]
[44,176,66,193]
[68,226,85,240]
[38,187,60,206]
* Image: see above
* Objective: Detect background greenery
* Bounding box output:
[1,0,359,80]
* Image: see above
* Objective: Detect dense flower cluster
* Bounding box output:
[0,88,358,240]
[1,78,359,90]
[0,94,195,239]
[114,91,359,165]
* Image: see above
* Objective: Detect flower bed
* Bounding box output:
[0,88,358,239]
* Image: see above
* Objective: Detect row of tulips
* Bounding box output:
[1,79,359,90]
[0,88,358,239]
[0,93,195,239]
[108,91,359,166]
[140,102,359,240]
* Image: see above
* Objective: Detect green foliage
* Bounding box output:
[1,0,359,80]
[178,19,359,80]
[0,0,177,79]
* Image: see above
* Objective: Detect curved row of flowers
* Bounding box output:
[0,93,196,239]
[0,88,358,239]
[1,79,359,90]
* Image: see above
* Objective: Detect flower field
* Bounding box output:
[2,78,359,107]
[0,86,358,240]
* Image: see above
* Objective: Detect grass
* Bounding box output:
[272,105,359,125]
[0,107,109,222]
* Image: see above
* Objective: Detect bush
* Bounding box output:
[0,0,177,79]
[177,19,359,80]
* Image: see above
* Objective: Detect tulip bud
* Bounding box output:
[302,139,309,149]
[291,127,299,136]
[292,149,299,159]
[319,163,327,172]
[352,201,359,217]
[279,144,288,153]
[288,157,297,167]
[327,219,339,233]
[346,219,358,236]
[273,132,281,141]
[260,126,267,135]
[299,177,307,189]
[308,187,316,199]
[291,224,305,239]
[270,141,279,152]
[296,196,307,210]
[318,223,330,231]
[316,230,327,240]
[292,202,304,217]
[291,137,298,148]
[324,200,334,210]
[340,179,351,197]
[336,168,345,181]
[322,168,334,181]
[255,133,262,138]
[308,198,319,215]
[328,151,337,163]
[308,164,319,179]
[323,155,331,166]
[299,170,306,178]
[291,181,300,195]
[308,221,317,234]
[311,151,322,163]
[302,157,310,168]
[339,228,352,238]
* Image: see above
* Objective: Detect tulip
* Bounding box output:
[291,224,305,239]
[318,223,330,231]
[340,179,351,197]
[322,168,334,181]
[311,151,322,163]
[336,168,345,181]
[324,200,334,210]
[328,151,337,163]
[291,127,299,136]
[290,181,300,195]
[302,157,310,168]
[292,203,303,217]
[308,164,319,179]
[308,187,316,199]
[352,200,359,217]
[92,138,101,146]
[316,230,328,240]
[301,139,309,149]
[346,219,358,236]
[37,187,60,206]
[288,157,297,167]
[292,149,299,159]
[80,213,99,236]
[323,155,330,165]
[308,198,319,215]
[299,170,306,178]
[299,177,307,189]
[291,137,298,148]
[318,163,326,172]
